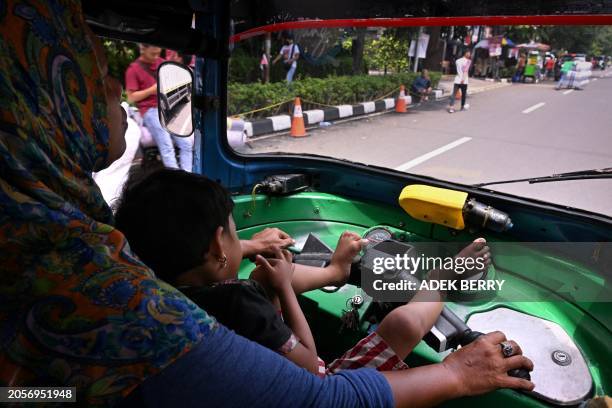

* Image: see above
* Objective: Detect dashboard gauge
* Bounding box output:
[363,227,393,248]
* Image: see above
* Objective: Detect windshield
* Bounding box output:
[227,23,612,216]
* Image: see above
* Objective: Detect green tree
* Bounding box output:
[589,26,612,56]
[102,40,139,85]
[505,25,612,55]
[365,33,409,74]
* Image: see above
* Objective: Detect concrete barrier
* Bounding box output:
[239,92,431,137]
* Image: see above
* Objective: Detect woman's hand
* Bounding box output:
[442,331,534,396]
[241,228,295,259]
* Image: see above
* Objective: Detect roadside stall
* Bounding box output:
[472,36,514,78]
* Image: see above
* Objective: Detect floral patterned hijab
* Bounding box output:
[0,1,216,405]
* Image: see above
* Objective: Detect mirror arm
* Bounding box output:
[192,95,220,113]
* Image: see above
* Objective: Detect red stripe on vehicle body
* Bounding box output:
[231,14,612,42]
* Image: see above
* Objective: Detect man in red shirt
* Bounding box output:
[544,57,555,80]
[125,44,193,171]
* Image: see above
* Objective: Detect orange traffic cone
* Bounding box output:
[395,85,407,113]
[291,97,306,137]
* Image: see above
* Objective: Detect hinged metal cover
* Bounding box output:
[467,307,593,405]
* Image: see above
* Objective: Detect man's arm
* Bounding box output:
[290,51,300,64]
[383,331,534,408]
[125,65,158,104]
[140,325,533,408]
[140,325,394,408]
[289,45,300,64]
[126,84,157,104]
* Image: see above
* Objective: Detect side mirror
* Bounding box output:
[157,61,194,136]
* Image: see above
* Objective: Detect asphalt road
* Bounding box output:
[242,71,612,217]
[165,100,193,136]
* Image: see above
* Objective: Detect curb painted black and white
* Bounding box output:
[236,89,445,138]
[243,98,395,137]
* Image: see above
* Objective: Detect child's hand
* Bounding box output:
[254,249,294,292]
[331,231,366,267]
[327,232,368,286]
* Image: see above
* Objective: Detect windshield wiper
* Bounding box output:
[474,167,612,187]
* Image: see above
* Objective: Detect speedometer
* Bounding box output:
[363,227,392,249]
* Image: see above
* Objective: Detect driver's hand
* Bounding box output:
[244,228,295,258]
[442,331,534,396]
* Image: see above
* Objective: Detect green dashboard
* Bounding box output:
[233,192,610,407]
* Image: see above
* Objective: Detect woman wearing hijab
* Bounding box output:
[0,1,533,406]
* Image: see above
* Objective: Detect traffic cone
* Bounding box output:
[291,97,306,137]
[395,85,407,113]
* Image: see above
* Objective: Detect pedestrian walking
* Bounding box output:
[273,31,300,83]
[448,50,471,113]
[125,44,193,171]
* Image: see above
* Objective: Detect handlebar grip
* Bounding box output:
[508,368,532,381]
[461,329,532,382]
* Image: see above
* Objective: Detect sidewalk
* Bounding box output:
[436,75,511,98]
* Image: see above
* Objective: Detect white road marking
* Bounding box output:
[593,78,598,81]
[522,102,546,114]
[562,89,574,95]
[395,137,472,172]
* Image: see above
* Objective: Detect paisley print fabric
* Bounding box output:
[0,1,217,405]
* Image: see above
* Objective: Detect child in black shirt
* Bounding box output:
[115,169,491,376]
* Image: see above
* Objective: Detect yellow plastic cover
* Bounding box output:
[398,185,468,230]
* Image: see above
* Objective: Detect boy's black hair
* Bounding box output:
[114,169,234,282]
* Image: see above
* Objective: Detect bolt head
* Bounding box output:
[552,350,572,366]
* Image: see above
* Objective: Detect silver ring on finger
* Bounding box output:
[500,341,514,358]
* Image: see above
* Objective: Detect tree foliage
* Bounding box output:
[102,40,139,85]
[365,33,409,74]
[505,25,612,55]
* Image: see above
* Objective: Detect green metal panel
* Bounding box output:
[233,192,611,407]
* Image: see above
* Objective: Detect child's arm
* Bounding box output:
[290,263,344,294]
[291,231,366,294]
[255,251,320,374]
